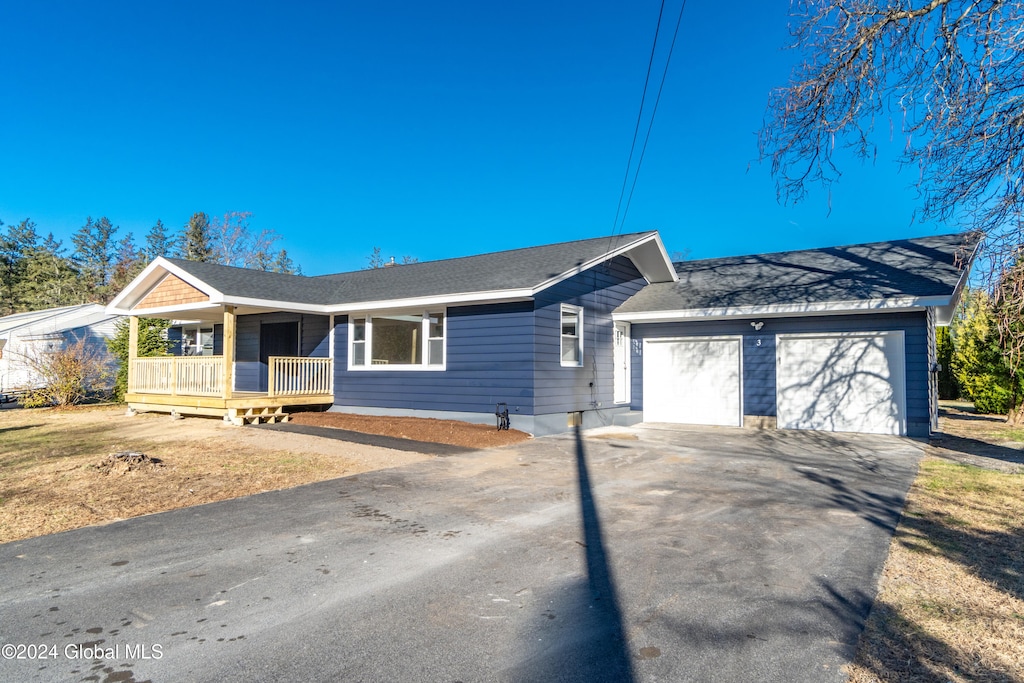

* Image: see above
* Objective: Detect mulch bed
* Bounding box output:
[288,411,531,449]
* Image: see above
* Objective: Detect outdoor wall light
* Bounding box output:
[750,321,764,331]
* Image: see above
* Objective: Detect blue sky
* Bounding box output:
[0,1,952,275]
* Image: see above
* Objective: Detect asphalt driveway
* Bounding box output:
[0,424,922,682]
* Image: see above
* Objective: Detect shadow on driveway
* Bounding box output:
[509,426,636,682]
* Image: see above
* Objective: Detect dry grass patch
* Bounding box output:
[847,457,1024,683]
[0,405,429,544]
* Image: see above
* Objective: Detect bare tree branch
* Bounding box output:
[762,0,1024,235]
[762,0,1024,416]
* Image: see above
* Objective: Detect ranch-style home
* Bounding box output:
[106,230,975,437]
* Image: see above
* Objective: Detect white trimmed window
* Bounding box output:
[560,305,583,367]
[349,310,446,370]
[180,325,214,356]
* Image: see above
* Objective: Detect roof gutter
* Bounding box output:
[613,295,951,323]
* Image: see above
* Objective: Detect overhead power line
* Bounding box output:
[610,0,667,236]
[610,0,689,237]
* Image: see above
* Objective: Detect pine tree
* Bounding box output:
[0,219,40,314]
[181,212,213,262]
[144,219,175,261]
[106,317,172,401]
[71,216,118,302]
[17,234,84,310]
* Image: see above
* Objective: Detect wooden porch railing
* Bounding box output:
[129,357,175,394]
[129,356,224,396]
[175,357,225,396]
[130,356,332,398]
[268,356,333,397]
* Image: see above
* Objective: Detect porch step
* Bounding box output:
[226,405,291,427]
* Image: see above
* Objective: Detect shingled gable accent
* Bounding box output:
[135,273,210,311]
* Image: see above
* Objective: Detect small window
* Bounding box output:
[181,326,215,356]
[427,311,444,366]
[561,305,582,367]
[351,317,366,366]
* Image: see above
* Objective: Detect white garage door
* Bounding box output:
[643,337,742,426]
[777,331,906,435]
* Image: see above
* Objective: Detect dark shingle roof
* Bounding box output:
[163,258,336,304]
[615,233,976,314]
[167,232,656,306]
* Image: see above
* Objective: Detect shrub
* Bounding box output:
[969,378,1013,414]
[951,290,1020,415]
[936,326,960,400]
[20,338,111,407]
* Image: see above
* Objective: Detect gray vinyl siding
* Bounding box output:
[234,312,331,392]
[332,302,537,415]
[630,311,930,434]
[533,256,647,415]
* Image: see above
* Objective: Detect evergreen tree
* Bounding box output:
[0,219,40,315]
[106,317,172,401]
[936,326,959,401]
[144,219,175,261]
[71,216,118,302]
[181,212,214,262]
[17,234,84,310]
[951,289,1019,414]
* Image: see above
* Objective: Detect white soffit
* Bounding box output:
[627,235,677,284]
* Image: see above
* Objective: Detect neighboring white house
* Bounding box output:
[0,304,121,393]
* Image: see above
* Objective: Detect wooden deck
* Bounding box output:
[126,391,333,425]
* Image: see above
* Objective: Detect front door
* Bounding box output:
[613,322,630,404]
[259,322,299,391]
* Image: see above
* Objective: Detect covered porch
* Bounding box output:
[127,348,333,425]
[116,264,336,425]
